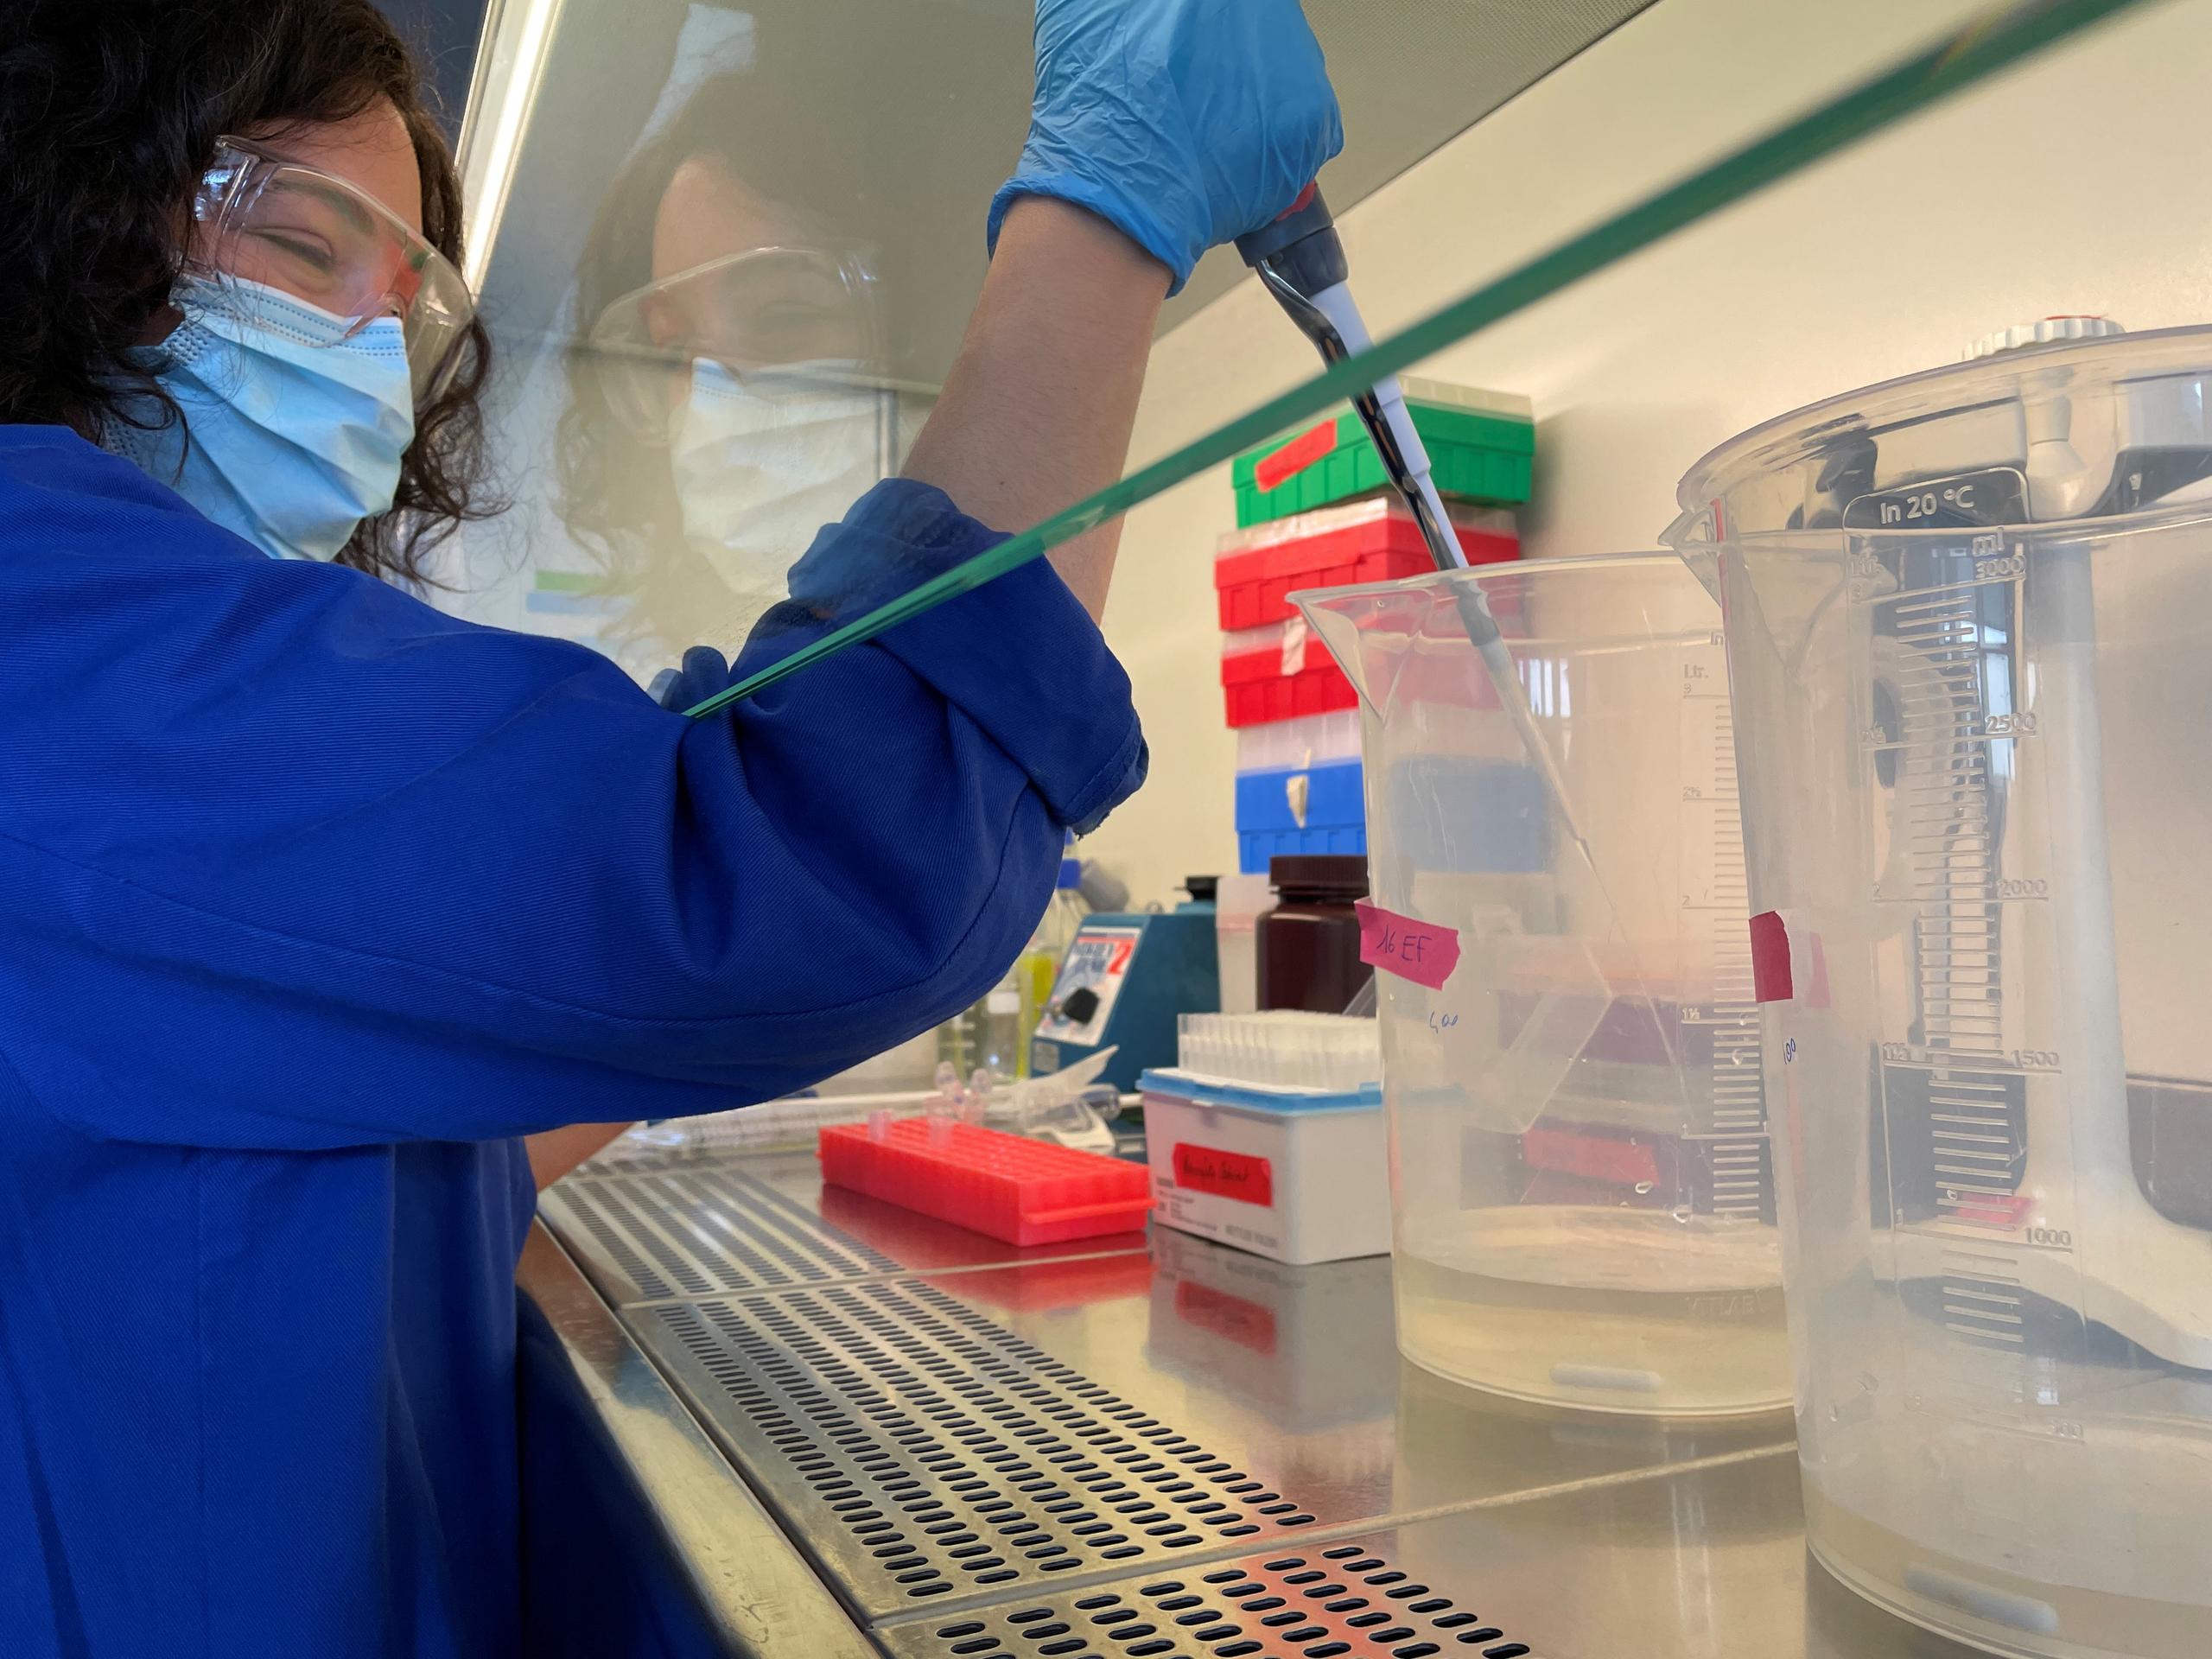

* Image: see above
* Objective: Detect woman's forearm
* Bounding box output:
[526,1122,633,1190]
[901,197,1168,620]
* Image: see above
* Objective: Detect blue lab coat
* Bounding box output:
[0,426,1145,1658]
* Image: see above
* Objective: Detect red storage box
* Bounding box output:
[1214,499,1518,632]
[818,1118,1152,1246]
[1265,570,1541,725]
[1220,620,1357,727]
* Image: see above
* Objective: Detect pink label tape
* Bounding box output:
[1355,901,1461,990]
[1749,911,1794,1003]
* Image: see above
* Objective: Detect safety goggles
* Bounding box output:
[588,245,883,443]
[188,137,477,404]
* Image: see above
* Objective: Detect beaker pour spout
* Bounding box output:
[1298,593,1380,713]
[1661,507,1724,601]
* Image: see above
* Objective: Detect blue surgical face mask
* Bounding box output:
[111,275,416,561]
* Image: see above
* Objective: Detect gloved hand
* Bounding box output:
[647,645,734,713]
[988,0,1343,296]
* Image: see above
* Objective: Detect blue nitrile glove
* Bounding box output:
[647,645,734,712]
[988,0,1344,296]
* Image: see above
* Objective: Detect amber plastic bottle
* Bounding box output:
[1256,855,1373,1013]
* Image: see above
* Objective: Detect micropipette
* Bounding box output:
[1236,187,1593,867]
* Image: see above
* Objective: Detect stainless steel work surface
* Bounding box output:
[539,1145,1975,1656]
[516,1224,880,1657]
[618,1255,1790,1619]
[868,1452,1994,1659]
[541,1150,1150,1306]
[864,1536,1558,1659]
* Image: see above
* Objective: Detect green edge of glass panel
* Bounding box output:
[689,0,2158,719]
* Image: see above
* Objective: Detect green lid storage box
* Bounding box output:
[1230,378,1534,527]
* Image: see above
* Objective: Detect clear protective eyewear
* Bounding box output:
[188,137,477,404]
[588,245,885,444]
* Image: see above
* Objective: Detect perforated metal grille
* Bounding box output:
[629,1279,1324,1615]
[540,1165,898,1302]
[876,1548,1536,1659]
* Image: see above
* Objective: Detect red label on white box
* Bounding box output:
[1172,1143,1274,1207]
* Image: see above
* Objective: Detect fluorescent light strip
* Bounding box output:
[456,0,569,295]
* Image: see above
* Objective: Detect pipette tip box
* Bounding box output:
[817,1118,1152,1246]
[1219,620,1360,726]
[1213,498,1520,631]
[1230,382,1535,527]
[1140,1069,1389,1266]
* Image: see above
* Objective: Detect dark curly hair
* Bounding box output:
[0,0,493,584]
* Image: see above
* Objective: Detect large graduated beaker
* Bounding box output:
[1301,554,1791,1418]
[1676,323,2212,1659]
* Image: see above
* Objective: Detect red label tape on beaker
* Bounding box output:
[1749,911,1793,1002]
[1172,1144,1274,1207]
[1355,901,1460,990]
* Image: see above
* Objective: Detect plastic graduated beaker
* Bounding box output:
[1675,321,2212,1659]
[1300,553,1790,1418]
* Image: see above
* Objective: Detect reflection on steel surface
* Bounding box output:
[541,1163,900,1301]
[543,1151,1153,1304]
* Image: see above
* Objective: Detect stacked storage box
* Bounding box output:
[1233,709,1364,871]
[1217,380,1533,875]
[1143,1012,1389,1265]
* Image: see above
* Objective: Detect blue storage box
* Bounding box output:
[1236,823,1369,874]
[1234,759,1366,875]
[1381,757,1549,874]
[1231,755,1550,877]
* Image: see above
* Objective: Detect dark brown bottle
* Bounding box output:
[1257,855,1372,1014]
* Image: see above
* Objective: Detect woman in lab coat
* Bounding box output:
[0,2,1339,1656]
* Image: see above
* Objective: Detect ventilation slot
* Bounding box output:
[876,1551,1530,1659]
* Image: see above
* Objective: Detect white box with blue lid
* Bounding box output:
[1140,1033,1390,1265]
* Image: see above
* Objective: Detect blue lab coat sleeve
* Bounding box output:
[0,433,1145,1150]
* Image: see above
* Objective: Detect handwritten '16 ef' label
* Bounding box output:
[1354,900,1461,990]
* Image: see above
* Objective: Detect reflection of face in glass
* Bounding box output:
[589,161,882,440]
[556,66,909,661]
[591,249,877,439]
[596,156,889,605]
[643,249,863,369]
